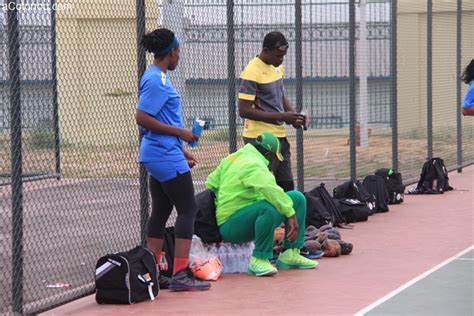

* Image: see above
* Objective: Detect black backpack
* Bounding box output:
[194,190,222,244]
[410,158,453,194]
[161,227,175,278]
[304,193,334,228]
[95,246,159,304]
[333,180,376,214]
[334,198,370,223]
[362,175,390,213]
[375,168,406,204]
[307,183,346,226]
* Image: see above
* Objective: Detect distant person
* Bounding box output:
[136,28,210,291]
[205,132,318,277]
[238,31,307,192]
[461,59,474,116]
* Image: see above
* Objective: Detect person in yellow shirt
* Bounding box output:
[238,31,306,192]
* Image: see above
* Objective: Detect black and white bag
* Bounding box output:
[306,183,347,227]
[362,175,390,213]
[304,193,334,228]
[409,158,453,194]
[95,246,159,304]
[333,180,376,214]
[375,168,406,204]
[334,198,370,223]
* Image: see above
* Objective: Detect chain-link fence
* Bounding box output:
[1,0,473,314]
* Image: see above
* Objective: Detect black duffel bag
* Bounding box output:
[95,246,159,304]
[334,198,370,223]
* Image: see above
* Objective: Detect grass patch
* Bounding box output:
[26,125,55,150]
[206,128,242,142]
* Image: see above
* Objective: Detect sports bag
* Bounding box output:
[194,189,222,244]
[307,183,346,227]
[95,246,159,304]
[304,193,334,228]
[362,175,390,213]
[333,180,376,214]
[375,168,405,204]
[334,198,370,223]
[161,226,175,278]
[409,158,453,194]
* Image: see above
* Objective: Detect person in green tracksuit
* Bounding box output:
[205,132,318,276]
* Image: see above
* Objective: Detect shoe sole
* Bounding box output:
[276,260,319,270]
[301,251,324,259]
[247,268,278,277]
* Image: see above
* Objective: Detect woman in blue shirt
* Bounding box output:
[461,59,474,116]
[136,28,210,291]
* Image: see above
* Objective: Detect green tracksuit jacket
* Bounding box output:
[205,143,295,226]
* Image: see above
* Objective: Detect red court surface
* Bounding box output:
[41,166,473,316]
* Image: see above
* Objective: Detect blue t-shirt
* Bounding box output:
[463,81,474,108]
[137,65,188,171]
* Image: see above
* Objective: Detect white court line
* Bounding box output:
[354,245,474,316]
[456,258,474,261]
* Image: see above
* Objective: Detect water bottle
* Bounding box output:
[244,242,255,272]
[188,118,205,148]
[233,244,241,273]
[229,243,236,273]
[234,244,242,273]
[237,244,246,273]
[219,243,229,273]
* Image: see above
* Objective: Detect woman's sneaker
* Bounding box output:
[276,248,319,269]
[169,268,211,291]
[247,256,278,276]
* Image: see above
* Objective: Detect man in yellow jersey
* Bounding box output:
[238,31,306,192]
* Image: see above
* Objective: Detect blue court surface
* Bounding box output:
[357,246,474,316]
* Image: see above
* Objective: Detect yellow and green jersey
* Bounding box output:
[238,57,286,138]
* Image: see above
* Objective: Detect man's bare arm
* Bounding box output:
[238,99,305,125]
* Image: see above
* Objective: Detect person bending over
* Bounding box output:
[205,132,318,276]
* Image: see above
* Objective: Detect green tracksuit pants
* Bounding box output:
[218,190,306,259]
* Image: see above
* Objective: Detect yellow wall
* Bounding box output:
[56,0,157,147]
[397,1,474,134]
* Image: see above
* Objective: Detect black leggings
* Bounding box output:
[147,171,197,240]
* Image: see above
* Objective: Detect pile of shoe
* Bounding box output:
[304,225,353,257]
[272,224,353,260]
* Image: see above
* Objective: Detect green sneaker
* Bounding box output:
[247,256,278,276]
[276,248,319,269]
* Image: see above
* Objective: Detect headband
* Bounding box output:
[156,36,180,56]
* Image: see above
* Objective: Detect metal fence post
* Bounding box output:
[227,0,237,154]
[295,0,304,191]
[391,0,398,171]
[456,0,462,172]
[51,0,61,179]
[427,0,433,159]
[136,0,149,246]
[349,0,357,181]
[8,1,23,313]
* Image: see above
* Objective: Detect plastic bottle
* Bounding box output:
[238,244,245,273]
[189,119,205,148]
[233,244,240,273]
[228,243,236,273]
[219,243,229,273]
